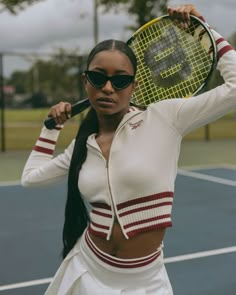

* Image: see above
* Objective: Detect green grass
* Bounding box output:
[4,124,79,150]
[1,108,236,150]
[178,139,236,167]
[1,108,84,150]
[184,119,236,140]
[5,108,49,122]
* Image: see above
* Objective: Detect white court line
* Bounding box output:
[0,246,236,291]
[178,168,236,187]
[164,245,236,263]
[0,180,20,187]
[0,278,52,291]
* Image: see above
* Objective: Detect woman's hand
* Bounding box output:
[47,101,72,126]
[167,4,201,28]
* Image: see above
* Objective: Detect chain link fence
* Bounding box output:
[0,51,89,151]
[1,51,236,152]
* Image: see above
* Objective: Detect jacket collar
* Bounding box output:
[87,106,143,148]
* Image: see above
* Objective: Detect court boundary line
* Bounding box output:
[178,168,236,186]
[0,278,52,291]
[1,245,236,291]
[0,180,20,187]
[164,245,236,263]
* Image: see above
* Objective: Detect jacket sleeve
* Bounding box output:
[21,126,75,187]
[150,21,236,137]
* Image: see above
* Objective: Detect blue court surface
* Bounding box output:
[0,165,236,294]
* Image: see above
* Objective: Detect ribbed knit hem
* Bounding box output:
[85,229,161,269]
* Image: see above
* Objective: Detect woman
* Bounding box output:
[21,4,236,295]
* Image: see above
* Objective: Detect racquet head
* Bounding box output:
[44,15,217,129]
[127,15,217,106]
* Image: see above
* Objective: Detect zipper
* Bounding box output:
[106,157,126,239]
[106,160,117,239]
[86,143,117,239]
[105,112,143,239]
[87,111,143,240]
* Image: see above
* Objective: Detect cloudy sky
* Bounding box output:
[1,0,235,76]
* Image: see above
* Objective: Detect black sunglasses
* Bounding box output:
[84,70,135,90]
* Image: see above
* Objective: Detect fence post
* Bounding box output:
[204,124,210,141]
[0,53,5,152]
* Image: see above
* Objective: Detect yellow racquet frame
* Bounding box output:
[127,15,217,106]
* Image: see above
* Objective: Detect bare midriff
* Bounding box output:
[89,220,166,259]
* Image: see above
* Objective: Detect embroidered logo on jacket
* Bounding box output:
[129,120,144,130]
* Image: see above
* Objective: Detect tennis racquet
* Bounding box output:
[44,15,217,129]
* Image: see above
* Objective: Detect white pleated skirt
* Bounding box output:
[44,229,173,295]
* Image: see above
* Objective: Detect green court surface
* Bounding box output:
[1,139,236,182]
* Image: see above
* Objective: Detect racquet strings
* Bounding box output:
[129,17,215,106]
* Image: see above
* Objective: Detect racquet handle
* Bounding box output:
[44,98,90,129]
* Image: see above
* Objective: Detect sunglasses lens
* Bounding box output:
[85,71,134,90]
[112,76,134,89]
[86,71,107,88]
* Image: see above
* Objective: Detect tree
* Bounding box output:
[7,50,87,107]
[98,0,169,30]
[0,0,44,14]
[1,0,169,33]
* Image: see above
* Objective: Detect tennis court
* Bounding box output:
[0,162,236,294]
